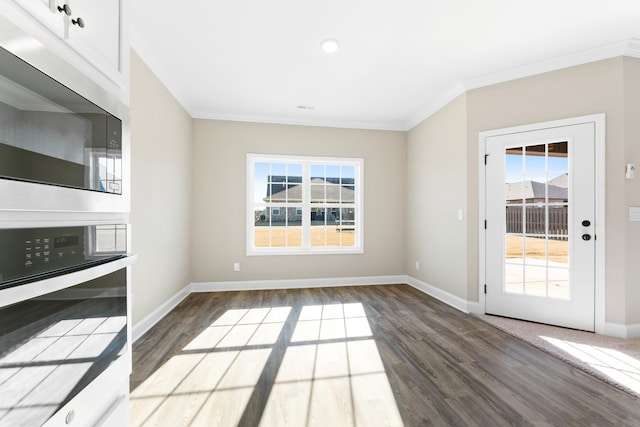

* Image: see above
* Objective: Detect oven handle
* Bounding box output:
[0,254,137,309]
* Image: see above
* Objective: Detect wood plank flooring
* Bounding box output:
[130,285,640,426]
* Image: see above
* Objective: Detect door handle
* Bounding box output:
[582,234,592,241]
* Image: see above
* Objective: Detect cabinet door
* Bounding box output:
[13,0,67,38]
[66,0,120,73]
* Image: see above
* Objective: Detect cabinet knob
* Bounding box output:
[57,4,72,16]
[72,17,85,28]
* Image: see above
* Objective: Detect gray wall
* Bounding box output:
[624,57,640,324]
[191,120,406,282]
[130,50,192,324]
[407,56,639,325]
[406,94,468,299]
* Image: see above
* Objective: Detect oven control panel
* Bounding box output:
[24,234,80,269]
[0,225,127,289]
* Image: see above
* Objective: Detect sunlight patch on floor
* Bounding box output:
[130,307,288,427]
[541,336,640,395]
[131,303,404,427]
[259,303,402,427]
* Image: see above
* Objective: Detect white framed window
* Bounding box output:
[247,154,363,255]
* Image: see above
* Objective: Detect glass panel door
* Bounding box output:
[485,121,596,331]
[504,142,569,299]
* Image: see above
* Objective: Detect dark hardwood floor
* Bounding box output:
[130,285,640,426]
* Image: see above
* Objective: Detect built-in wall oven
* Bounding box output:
[0,225,136,427]
[0,17,134,427]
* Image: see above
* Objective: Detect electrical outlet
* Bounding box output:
[415,261,420,270]
[233,262,240,272]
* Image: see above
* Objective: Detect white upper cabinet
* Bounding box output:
[10,0,127,90]
[65,0,121,74]
[12,0,67,37]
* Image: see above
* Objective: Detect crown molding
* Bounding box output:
[624,38,640,58]
[463,38,638,92]
[405,38,639,131]
[191,111,408,132]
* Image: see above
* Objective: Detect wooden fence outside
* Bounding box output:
[505,206,568,240]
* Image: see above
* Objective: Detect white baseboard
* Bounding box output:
[132,283,191,343]
[605,322,640,339]
[132,275,479,341]
[628,323,640,339]
[191,275,407,292]
[132,276,640,342]
[406,275,476,314]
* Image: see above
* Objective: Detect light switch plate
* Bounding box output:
[630,207,640,221]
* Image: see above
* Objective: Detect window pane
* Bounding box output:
[505,147,523,204]
[525,144,546,173]
[311,208,327,247]
[341,185,355,203]
[255,228,269,247]
[505,234,524,260]
[286,183,303,203]
[325,184,341,203]
[505,206,523,234]
[271,226,286,247]
[311,184,325,203]
[548,268,570,300]
[286,164,303,203]
[525,265,547,297]
[255,162,270,204]
[287,163,302,178]
[287,227,302,247]
[287,207,302,248]
[524,206,546,236]
[269,180,287,202]
[311,164,324,178]
[505,263,524,294]
[524,235,546,261]
[254,208,269,247]
[326,165,340,182]
[270,205,286,247]
[341,166,355,182]
[548,142,568,177]
[271,163,286,176]
[339,208,355,247]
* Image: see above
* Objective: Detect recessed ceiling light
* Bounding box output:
[321,39,339,54]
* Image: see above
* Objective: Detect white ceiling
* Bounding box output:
[131,0,640,131]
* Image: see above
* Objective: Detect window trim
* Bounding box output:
[247,153,364,256]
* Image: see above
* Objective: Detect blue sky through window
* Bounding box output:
[505,153,568,183]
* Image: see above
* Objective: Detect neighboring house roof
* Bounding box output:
[548,173,568,188]
[505,180,568,202]
[265,177,355,203]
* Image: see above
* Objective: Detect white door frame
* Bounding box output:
[478,114,606,334]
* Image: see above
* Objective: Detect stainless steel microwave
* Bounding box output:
[0,44,129,214]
